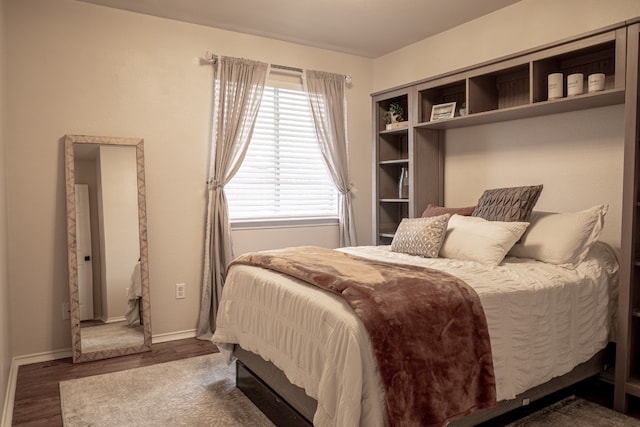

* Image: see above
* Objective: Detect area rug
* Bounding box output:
[59,353,274,426]
[60,353,640,427]
[506,395,640,426]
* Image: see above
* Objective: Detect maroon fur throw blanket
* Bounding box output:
[230,246,496,426]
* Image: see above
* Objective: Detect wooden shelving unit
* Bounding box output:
[372,26,626,247]
[415,89,625,130]
[413,29,625,130]
[615,20,640,413]
[372,89,410,245]
[372,19,640,415]
[372,89,443,245]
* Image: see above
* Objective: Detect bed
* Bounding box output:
[212,196,620,426]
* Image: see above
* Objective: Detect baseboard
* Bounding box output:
[151,329,196,343]
[13,348,73,367]
[1,360,17,427]
[104,316,126,324]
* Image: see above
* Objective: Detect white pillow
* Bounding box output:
[508,204,608,267]
[439,214,529,265]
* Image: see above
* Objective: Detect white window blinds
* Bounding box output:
[226,80,338,221]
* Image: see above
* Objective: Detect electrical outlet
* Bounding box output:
[62,302,70,320]
[176,283,186,299]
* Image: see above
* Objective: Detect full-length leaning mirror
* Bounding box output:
[64,134,152,363]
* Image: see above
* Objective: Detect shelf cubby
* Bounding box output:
[378,131,408,162]
[417,79,466,123]
[469,64,530,113]
[378,162,408,200]
[375,95,409,130]
[532,39,618,103]
[378,201,409,240]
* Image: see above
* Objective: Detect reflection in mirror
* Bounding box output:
[64,135,151,362]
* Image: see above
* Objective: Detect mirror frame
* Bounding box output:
[64,134,152,362]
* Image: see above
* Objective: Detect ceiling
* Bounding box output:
[78,0,521,58]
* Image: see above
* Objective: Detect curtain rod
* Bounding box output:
[204,51,352,84]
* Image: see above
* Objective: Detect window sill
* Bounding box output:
[231,217,339,230]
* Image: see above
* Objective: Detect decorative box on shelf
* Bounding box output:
[385,121,408,130]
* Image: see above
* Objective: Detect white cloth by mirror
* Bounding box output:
[126,261,142,326]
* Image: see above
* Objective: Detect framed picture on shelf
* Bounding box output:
[430,102,456,121]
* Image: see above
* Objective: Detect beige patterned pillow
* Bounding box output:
[391,214,451,258]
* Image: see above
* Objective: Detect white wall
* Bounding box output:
[5,0,373,357]
[0,0,12,415]
[444,105,624,248]
[232,225,339,255]
[373,0,639,250]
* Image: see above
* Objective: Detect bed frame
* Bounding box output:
[233,344,610,426]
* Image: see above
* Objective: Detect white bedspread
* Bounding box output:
[212,242,619,427]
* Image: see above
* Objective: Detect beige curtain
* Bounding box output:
[305,70,357,246]
[197,57,268,339]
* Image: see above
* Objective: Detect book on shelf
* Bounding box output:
[385,121,408,130]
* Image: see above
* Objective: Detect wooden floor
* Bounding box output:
[10,338,640,426]
[11,338,217,426]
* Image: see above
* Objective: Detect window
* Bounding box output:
[226,78,338,223]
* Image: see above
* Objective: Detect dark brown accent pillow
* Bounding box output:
[472,185,543,222]
[421,204,476,218]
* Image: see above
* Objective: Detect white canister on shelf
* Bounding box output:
[548,73,563,100]
[567,73,584,96]
[588,73,606,92]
